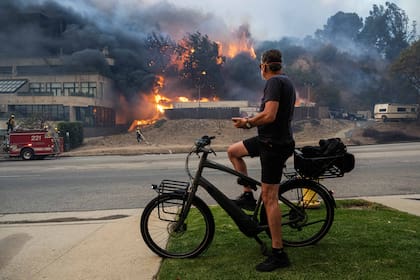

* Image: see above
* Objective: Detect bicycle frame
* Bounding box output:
[183,147,302,238]
[141,136,340,258]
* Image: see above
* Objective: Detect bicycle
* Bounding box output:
[140,135,353,258]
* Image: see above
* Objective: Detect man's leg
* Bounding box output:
[261,184,282,248]
[227,141,256,210]
[256,183,290,272]
[227,141,253,192]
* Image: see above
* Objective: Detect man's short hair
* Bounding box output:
[261,49,282,71]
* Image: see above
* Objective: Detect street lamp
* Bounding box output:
[197,70,206,108]
[304,82,313,119]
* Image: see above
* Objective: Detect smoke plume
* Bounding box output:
[0,0,264,123]
[1,0,393,120]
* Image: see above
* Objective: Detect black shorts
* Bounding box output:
[243,136,294,184]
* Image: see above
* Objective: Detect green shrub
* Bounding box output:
[57,122,84,150]
[363,127,420,143]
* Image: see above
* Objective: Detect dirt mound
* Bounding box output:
[65,119,357,156]
[64,119,420,156]
[349,121,420,145]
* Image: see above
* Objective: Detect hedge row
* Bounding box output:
[57,122,84,150]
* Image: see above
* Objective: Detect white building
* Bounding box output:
[0,56,117,127]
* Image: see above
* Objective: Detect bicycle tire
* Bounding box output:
[140,193,215,258]
[260,178,335,247]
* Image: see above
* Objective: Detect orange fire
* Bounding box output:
[127,75,169,131]
[154,94,172,113]
[218,25,256,59]
[126,27,257,131]
[220,40,256,59]
[128,74,218,131]
[295,94,315,107]
[171,40,195,70]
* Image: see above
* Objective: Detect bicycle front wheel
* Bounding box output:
[140,193,215,258]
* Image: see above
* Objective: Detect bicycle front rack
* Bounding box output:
[153,179,190,222]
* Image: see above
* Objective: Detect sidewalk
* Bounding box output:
[0,209,161,280]
[0,195,419,280]
[360,194,420,216]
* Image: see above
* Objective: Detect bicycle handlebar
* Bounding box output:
[194,135,215,149]
[186,135,216,179]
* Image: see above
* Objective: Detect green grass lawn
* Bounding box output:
[158,200,419,280]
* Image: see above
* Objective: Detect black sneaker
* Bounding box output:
[232,192,256,211]
[256,252,291,272]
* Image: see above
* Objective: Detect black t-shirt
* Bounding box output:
[257,74,296,144]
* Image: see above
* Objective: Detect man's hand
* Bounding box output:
[232,117,250,129]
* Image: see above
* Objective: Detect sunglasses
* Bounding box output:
[259,62,282,70]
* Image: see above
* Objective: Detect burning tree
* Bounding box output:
[145,32,178,75]
[177,32,225,98]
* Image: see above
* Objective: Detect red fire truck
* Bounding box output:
[4,129,63,160]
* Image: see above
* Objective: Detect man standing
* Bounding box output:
[228,49,296,272]
[7,114,15,133]
[136,126,143,143]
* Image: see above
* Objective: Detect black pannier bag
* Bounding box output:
[294,138,355,179]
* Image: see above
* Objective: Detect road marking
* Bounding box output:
[0,175,41,178]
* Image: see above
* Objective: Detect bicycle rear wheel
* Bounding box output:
[140,193,215,258]
[260,179,335,247]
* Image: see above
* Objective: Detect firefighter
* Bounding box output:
[6,114,15,133]
[136,126,144,143]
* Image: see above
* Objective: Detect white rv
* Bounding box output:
[374,103,419,122]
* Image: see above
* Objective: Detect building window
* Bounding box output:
[74,106,115,127]
[29,83,44,93]
[10,104,69,121]
[89,82,97,97]
[80,82,96,97]
[46,82,62,96]
[63,82,77,96]
[0,66,13,75]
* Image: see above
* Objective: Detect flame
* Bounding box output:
[128,76,172,131]
[295,93,315,107]
[125,27,256,131]
[129,92,220,131]
[128,75,219,131]
[218,26,256,59]
[128,119,155,131]
[226,42,256,59]
[154,94,172,113]
[171,40,196,71]
[178,96,190,102]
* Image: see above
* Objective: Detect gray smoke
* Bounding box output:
[0,0,259,103]
[1,0,388,119]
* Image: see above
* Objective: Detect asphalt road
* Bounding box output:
[1,142,419,214]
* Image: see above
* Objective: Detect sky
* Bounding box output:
[137,0,420,40]
[55,0,419,41]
